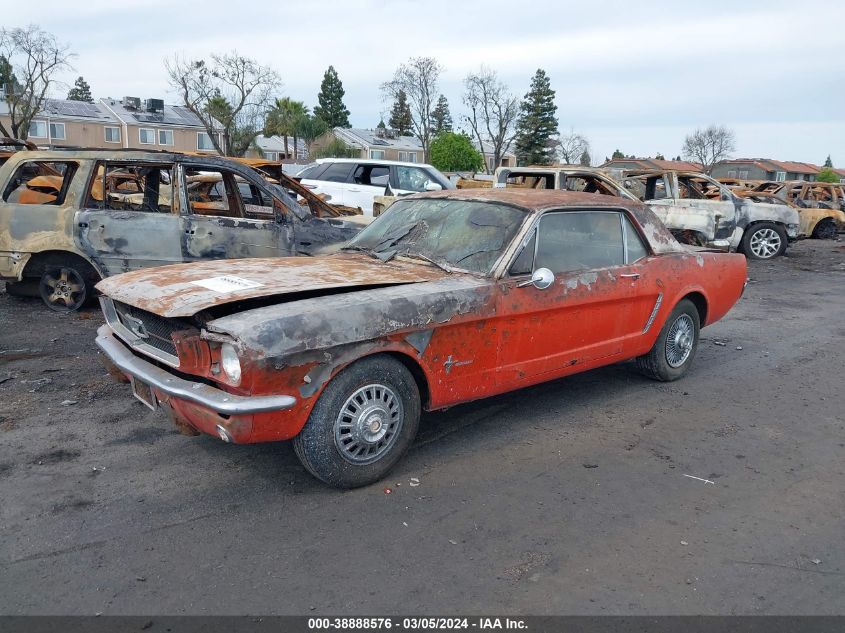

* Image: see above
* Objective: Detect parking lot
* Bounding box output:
[1,240,843,615]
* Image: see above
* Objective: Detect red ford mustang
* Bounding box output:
[95,189,747,488]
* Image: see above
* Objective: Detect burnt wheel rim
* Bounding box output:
[749,228,782,258]
[334,383,403,465]
[814,220,837,240]
[665,314,695,368]
[40,267,86,311]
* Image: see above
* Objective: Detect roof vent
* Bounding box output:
[123,96,141,110]
[144,98,165,113]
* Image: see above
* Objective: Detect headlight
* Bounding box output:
[220,344,242,385]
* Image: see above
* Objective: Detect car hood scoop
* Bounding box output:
[95,253,447,318]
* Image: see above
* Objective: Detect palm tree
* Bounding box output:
[265,97,308,159]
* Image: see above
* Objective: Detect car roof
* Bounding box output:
[411,187,646,212]
[315,157,437,169]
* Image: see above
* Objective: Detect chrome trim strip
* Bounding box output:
[100,297,181,368]
[643,292,663,333]
[96,325,297,415]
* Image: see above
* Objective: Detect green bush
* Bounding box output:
[430,132,483,172]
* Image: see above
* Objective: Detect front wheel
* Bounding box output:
[741,222,787,260]
[39,264,94,312]
[636,299,701,382]
[292,355,421,488]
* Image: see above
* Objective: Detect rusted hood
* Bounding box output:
[95,254,448,318]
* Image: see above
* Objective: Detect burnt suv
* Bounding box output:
[0,150,367,311]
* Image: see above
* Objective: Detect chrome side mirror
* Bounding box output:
[517,267,554,290]
[424,181,443,192]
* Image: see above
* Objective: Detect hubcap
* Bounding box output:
[334,384,403,465]
[40,267,85,311]
[665,314,695,368]
[749,228,782,259]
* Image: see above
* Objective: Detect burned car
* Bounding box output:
[747,181,845,239]
[0,151,368,311]
[95,189,747,488]
[493,166,639,201]
[624,170,801,260]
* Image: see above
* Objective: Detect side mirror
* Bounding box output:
[424,181,443,192]
[517,267,554,290]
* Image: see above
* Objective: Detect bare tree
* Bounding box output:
[682,124,736,173]
[554,129,590,164]
[166,52,281,156]
[462,66,519,174]
[381,57,443,162]
[0,25,72,140]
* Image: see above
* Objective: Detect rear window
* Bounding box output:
[296,163,327,180]
[3,161,78,205]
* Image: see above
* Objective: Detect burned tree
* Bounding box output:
[462,66,519,174]
[381,57,443,162]
[682,125,736,173]
[0,26,72,140]
[166,52,281,156]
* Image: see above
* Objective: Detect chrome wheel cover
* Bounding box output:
[334,383,403,465]
[749,228,782,259]
[665,314,695,368]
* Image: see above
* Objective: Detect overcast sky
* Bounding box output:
[8,0,845,164]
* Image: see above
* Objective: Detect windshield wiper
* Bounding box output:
[341,244,379,259]
[401,252,453,273]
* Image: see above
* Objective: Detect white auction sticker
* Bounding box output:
[190,276,264,293]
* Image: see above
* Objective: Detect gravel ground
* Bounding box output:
[0,240,844,615]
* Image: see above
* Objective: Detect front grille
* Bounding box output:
[113,301,182,357]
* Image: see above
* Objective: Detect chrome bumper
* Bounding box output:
[96,325,297,415]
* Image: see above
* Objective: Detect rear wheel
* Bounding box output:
[811,218,837,240]
[37,259,98,312]
[292,355,421,489]
[741,222,787,260]
[636,299,701,382]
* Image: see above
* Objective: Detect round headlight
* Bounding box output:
[220,344,242,385]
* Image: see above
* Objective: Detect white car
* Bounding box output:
[295,158,454,216]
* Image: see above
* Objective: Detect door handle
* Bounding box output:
[620,273,640,279]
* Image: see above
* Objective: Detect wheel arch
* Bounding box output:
[679,290,708,326]
[21,249,103,281]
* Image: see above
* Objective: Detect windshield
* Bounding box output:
[345,198,527,274]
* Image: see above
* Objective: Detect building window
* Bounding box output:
[139,128,155,144]
[488,157,495,172]
[28,120,47,138]
[398,151,417,163]
[104,127,121,143]
[265,152,278,161]
[727,170,737,178]
[369,149,385,159]
[158,129,174,146]
[197,131,216,151]
[775,171,786,182]
[738,170,749,179]
[49,123,66,140]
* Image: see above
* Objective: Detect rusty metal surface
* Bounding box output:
[95,252,447,317]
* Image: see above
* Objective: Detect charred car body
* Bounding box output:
[493,166,639,201]
[0,150,368,311]
[746,181,845,239]
[623,170,801,260]
[95,189,747,488]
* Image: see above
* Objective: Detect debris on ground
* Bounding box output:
[60,399,78,406]
[683,474,716,485]
[583,463,598,468]
[736,346,743,350]
[409,477,420,487]
[714,341,727,347]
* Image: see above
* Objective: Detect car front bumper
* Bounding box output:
[95,324,297,416]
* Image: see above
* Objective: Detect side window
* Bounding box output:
[646,176,669,200]
[396,166,434,192]
[623,215,649,263]
[3,161,78,205]
[87,163,174,213]
[296,163,328,180]
[184,167,242,218]
[237,180,275,220]
[508,231,536,276]
[352,164,390,187]
[535,211,624,273]
[319,163,354,183]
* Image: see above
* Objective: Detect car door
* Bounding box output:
[347,163,390,215]
[180,163,294,261]
[676,174,738,242]
[495,209,650,388]
[302,162,354,208]
[76,160,183,276]
[393,165,443,198]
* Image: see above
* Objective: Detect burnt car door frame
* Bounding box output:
[492,206,656,388]
[177,159,296,262]
[75,158,184,276]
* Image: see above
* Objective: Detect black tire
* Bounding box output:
[811,218,837,240]
[37,257,99,312]
[4,279,39,298]
[636,299,701,382]
[740,222,787,260]
[292,355,421,489]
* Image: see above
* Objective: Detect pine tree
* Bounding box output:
[430,94,453,135]
[514,69,558,165]
[611,149,624,159]
[579,150,591,166]
[66,76,94,102]
[314,66,350,128]
[824,155,833,168]
[388,90,413,136]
